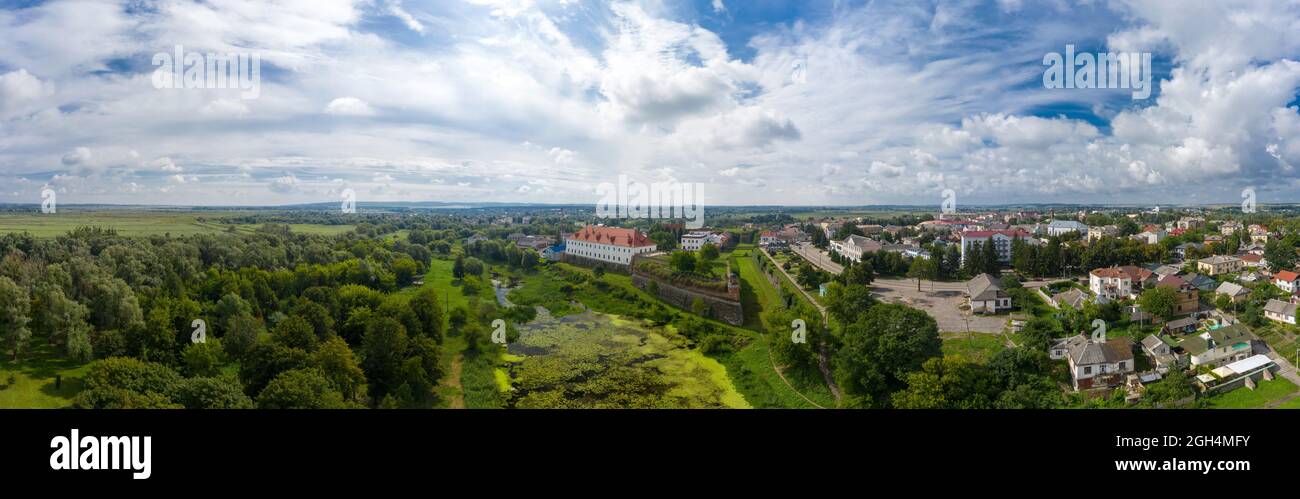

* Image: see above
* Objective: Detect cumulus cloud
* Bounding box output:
[0,0,1295,205]
[324,97,376,116]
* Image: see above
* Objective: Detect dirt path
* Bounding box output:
[443,353,465,409]
[761,247,843,405]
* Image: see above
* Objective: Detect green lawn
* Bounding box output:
[940,332,1007,363]
[0,343,91,408]
[732,248,782,331]
[1205,377,1299,409]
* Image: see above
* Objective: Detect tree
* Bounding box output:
[453,254,466,279]
[222,313,264,361]
[1137,285,1177,322]
[312,336,366,401]
[892,356,998,409]
[177,374,254,409]
[257,368,349,409]
[181,337,225,377]
[409,286,446,343]
[290,301,335,342]
[670,251,697,273]
[823,282,875,327]
[981,236,999,275]
[273,315,320,352]
[72,357,185,408]
[392,256,419,286]
[1018,317,1061,352]
[833,303,941,407]
[690,297,708,317]
[0,276,32,360]
[698,243,720,263]
[362,317,409,403]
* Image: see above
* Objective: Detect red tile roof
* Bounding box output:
[1091,265,1154,281]
[1277,270,1300,282]
[568,226,654,248]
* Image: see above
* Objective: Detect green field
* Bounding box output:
[1205,377,1299,409]
[0,211,354,237]
[0,343,91,408]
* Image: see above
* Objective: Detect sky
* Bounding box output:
[0,0,1298,207]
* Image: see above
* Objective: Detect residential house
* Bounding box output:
[1215,281,1250,304]
[1089,266,1155,300]
[1050,288,1095,309]
[1219,221,1244,236]
[680,231,728,251]
[1133,229,1166,244]
[1250,227,1272,244]
[759,231,780,246]
[1179,324,1258,367]
[966,273,1011,314]
[1264,299,1297,325]
[1140,334,1179,371]
[1161,316,1199,335]
[1196,255,1245,276]
[465,234,488,245]
[1240,241,1267,255]
[1177,216,1206,230]
[1181,272,1220,293]
[1174,242,1203,260]
[1156,275,1199,316]
[1066,337,1136,390]
[1049,334,1088,360]
[1087,225,1119,242]
[959,230,1034,264]
[1238,253,1266,268]
[857,224,883,236]
[1275,270,1300,294]
[776,225,807,244]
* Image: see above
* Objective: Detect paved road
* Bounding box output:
[793,243,843,275]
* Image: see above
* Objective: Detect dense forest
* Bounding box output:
[0,217,487,409]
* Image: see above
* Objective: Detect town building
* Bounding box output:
[1089,266,1154,300]
[1086,225,1119,242]
[959,230,1033,264]
[966,273,1011,314]
[832,235,882,263]
[1264,299,1297,325]
[1275,270,1300,294]
[1046,220,1089,237]
[1066,337,1136,390]
[1179,323,1258,367]
[1196,255,1245,276]
[563,226,657,268]
[1156,275,1199,316]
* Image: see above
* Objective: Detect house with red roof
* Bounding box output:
[564,225,657,268]
[1275,270,1300,294]
[1089,266,1155,300]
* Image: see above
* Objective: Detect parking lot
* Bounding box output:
[870,277,1010,333]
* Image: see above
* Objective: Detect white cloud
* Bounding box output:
[324,97,376,116]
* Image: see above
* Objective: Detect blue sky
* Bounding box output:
[0,0,1298,207]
